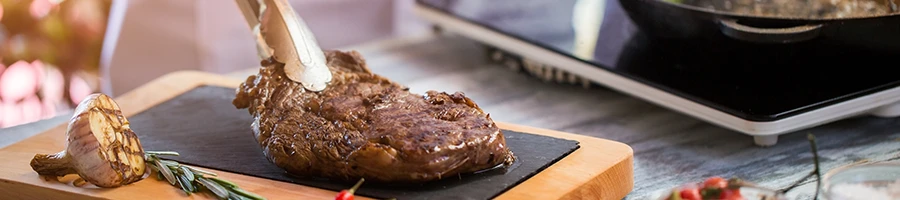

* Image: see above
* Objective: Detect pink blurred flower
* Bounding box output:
[42,98,57,119]
[31,60,46,88]
[0,61,39,102]
[40,65,63,119]
[0,2,4,22]
[40,64,64,106]
[30,0,56,19]
[69,74,92,105]
[21,95,42,123]
[1,101,20,128]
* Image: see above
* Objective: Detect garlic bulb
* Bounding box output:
[30,93,147,188]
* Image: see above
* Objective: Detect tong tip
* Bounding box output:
[284,61,331,92]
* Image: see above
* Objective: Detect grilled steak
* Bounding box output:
[232,50,515,183]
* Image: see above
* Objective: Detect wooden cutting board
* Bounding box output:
[0,71,634,200]
[129,85,583,200]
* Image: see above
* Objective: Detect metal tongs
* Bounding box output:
[235,0,332,92]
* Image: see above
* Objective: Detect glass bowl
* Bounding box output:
[821,162,900,200]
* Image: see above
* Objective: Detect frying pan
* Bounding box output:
[619,0,900,50]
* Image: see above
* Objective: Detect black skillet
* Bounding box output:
[619,0,900,51]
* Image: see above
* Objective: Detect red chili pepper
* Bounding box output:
[336,178,365,200]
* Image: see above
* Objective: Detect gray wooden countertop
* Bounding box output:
[4,33,900,200]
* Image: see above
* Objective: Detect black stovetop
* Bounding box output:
[418,0,900,122]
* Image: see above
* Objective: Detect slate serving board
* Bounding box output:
[127,86,580,200]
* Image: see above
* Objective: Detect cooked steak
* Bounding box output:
[232,50,515,183]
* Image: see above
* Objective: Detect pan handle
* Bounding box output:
[718,19,823,43]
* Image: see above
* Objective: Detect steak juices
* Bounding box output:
[233,50,515,183]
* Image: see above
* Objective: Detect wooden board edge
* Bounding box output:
[0,179,102,200]
[114,70,241,117]
[495,122,634,200]
[1,71,634,200]
[0,150,348,200]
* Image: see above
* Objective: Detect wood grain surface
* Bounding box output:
[0,70,634,200]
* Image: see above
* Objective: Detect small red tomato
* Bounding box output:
[703,176,728,189]
[719,188,745,200]
[731,188,742,196]
[679,187,702,200]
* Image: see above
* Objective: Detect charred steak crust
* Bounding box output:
[233,50,515,183]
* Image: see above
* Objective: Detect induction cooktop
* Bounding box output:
[413,0,900,145]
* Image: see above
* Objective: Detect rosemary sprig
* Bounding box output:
[146,151,181,156]
[808,134,822,200]
[145,151,266,200]
[778,171,814,193]
[776,133,825,199]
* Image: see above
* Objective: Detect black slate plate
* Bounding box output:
[128,86,580,200]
